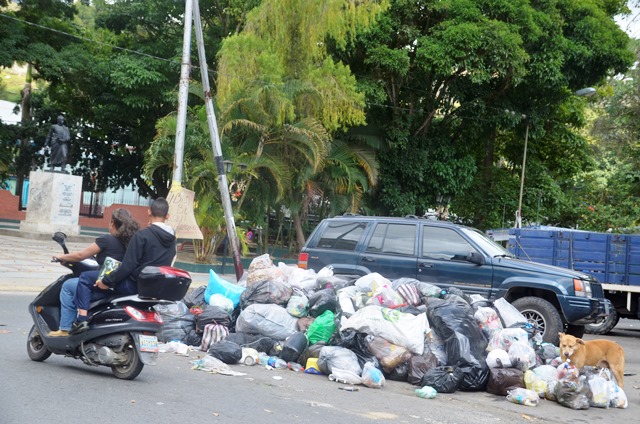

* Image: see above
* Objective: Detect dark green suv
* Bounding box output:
[297,215,611,344]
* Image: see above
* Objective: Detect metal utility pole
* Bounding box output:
[192,0,244,280]
[172,0,193,186]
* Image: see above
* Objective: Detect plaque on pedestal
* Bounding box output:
[20,171,83,236]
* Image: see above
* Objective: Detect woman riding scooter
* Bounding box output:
[48,208,139,337]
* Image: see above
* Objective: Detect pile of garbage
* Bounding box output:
[155,254,628,408]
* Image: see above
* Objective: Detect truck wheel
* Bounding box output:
[511,297,563,345]
[585,309,619,335]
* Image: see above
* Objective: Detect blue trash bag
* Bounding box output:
[204,269,246,308]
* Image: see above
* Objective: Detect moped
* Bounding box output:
[26,232,191,380]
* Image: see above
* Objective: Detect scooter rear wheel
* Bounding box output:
[111,336,144,380]
[27,325,52,362]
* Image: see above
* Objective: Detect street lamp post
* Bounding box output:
[515,87,596,229]
[516,120,529,229]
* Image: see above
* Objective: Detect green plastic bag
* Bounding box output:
[307,310,336,345]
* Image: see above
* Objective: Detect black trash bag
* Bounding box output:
[458,364,490,391]
[180,329,202,347]
[332,330,381,370]
[279,332,309,363]
[395,305,424,316]
[408,352,439,386]
[385,362,409,381]
[195,305,232,332]
[224,332,276,353]
[555,375,590,410]
[307,288,338,318]
[486,367,525,396]
[207,340,243,364]
[443,288,472,304]
[154,302,196,343]
[183,285,206,308]
[316,275,352,291]
[269,341,283,357]
[298,342,327,368]
[241,279,293,307]
[536,342,560,362]
[420,366,464,393]
[426,297,488,367]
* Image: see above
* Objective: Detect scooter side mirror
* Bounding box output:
[52,232,69,254]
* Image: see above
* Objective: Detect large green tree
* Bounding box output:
[1,0,258,199]
[342,0,633,229]
[216,0,387,247]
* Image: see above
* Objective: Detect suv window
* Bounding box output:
[317,221,366,250]
[366,223,416,256]
[422,226,475,260]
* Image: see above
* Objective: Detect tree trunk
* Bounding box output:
[15,64,32,210]
[292,211,306,252]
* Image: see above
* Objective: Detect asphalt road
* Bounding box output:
[1,293,638,424]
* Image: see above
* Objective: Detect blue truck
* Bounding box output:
[495,227,640,334]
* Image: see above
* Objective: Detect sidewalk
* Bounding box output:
[0,231,235,293]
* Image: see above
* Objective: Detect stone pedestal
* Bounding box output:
[20,171,83,236]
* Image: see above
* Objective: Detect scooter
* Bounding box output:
[26,232,191,380]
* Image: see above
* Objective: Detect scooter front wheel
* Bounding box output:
[27,325,52,362]
[111,336,144,380]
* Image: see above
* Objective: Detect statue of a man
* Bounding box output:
[45,115,71,170]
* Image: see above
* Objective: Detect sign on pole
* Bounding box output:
[166,183,203,239]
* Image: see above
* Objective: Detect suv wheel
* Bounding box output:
[511,297,563,345]
[585,309,619,335]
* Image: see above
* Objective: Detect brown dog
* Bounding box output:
[558,332,625,387]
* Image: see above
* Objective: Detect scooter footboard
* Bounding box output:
[131,332,159,366]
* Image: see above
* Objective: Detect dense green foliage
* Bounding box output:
[1,0,638,247]
[341,0,633,230]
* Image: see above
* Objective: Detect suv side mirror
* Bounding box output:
[466,251,484,265]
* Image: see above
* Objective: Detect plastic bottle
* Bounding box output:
[287,362,305,372]
[258,355,288,369]
[557,359,578,379]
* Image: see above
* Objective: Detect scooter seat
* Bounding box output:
[89,296,120,310]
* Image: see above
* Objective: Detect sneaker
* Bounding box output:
[70,321,89,334]
[48,329,69,337]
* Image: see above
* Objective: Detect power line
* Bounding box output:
[0,12,528,125]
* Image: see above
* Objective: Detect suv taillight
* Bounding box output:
[298,252,309,269]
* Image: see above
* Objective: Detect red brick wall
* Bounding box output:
[0,191,25,220]
[0,190,148,229]
[79,204,149,229]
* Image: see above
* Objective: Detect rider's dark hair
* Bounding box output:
[150,197,170,219]
[111,208,139,248]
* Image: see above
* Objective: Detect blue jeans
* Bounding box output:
[76,270,137,311]
[59,278,79,331]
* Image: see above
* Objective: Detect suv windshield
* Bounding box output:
[461,227,514,258]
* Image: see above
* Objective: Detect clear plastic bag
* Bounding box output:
[506,388,540,406]
[366,335,412,371]
[493,298,527,327]
[328,368,363,385]
[286,292,309,317]
[318,346,362,376]
[474,307,503,340]
[508,342,536,371]
[361,362,385,388]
